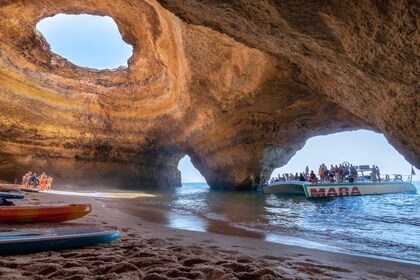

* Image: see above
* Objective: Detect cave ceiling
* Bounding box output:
[0,0,418,190]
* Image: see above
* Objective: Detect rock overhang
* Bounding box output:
[0,0,418,190]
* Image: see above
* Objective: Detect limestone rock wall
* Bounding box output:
[0,0,418,190]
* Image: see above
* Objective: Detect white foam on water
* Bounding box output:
[48,190,156,199]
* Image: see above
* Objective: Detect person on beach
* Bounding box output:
[39,174,47,191]
[21,171,32,188]
[46,176,53,191]
[28,173,38,189]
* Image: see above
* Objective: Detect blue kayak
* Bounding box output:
[0,227,120,255]
[0,192,24,199]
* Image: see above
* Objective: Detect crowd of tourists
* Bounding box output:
[21,171,53,191]
[269,163,381,184]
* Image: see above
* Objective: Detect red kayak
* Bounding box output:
[0,204,92,223]
[0,186,21,193]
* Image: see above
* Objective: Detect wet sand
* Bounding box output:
[0,190,419,279]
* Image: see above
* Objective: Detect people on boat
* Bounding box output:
[375,166,381,182]
[269,163,386,184]
[350,165,358,182]
[371,165,379,182]
[309,170,317,183]
[299,173,306,181]
[318,165,325,183]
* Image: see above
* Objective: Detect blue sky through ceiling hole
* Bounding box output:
[36,14,133,69]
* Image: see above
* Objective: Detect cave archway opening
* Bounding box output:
[36,14,133,70]
[270,129,419,182]
[178,155,206,184]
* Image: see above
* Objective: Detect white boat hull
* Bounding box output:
[262,181,416,197]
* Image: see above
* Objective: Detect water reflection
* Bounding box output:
[91,182,419,262]
[167,212,207,232]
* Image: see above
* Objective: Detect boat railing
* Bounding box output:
[379,174,412,182]
[357,171,411,183]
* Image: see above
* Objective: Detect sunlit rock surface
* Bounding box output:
[0,0,418,190]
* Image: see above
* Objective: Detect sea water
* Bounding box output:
[105,182,420,263]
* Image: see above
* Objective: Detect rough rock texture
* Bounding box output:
[0,0,418,190]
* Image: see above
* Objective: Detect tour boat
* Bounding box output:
[261,166,416,197]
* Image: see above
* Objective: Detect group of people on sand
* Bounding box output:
[21,171,53,191]
[270,163,381,184]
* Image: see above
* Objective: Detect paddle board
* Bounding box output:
[0,204,92,223]
[0,227,120,255]
[0,192,24,199]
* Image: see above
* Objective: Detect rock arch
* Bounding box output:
[0,0,418,190]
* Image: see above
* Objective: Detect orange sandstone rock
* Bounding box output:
[0,0,418,190]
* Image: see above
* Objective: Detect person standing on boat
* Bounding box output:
[318,165,324,183]
[338,164,344,182]
[376,166,381,181]
[350,165,358,182]
[371,165,378,181]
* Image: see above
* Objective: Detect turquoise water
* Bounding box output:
[110,182,420,262]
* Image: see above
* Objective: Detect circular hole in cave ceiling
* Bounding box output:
[36,14,133,70]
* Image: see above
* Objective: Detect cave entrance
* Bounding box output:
[270,129,419,181]
[178,155,206,184]
[36,14,133,69]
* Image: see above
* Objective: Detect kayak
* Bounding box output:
[0,186,22,193]
[0,192,24,199]
[0,184,39,193]
[0,204,92,223]
[17,188,39,193]
[0,226,119,255]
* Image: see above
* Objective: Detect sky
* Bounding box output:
[179,130,419,182]
[36,14,419,183]
[36,14,132,69]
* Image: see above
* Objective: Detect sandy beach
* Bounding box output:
[0,190,419,280]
